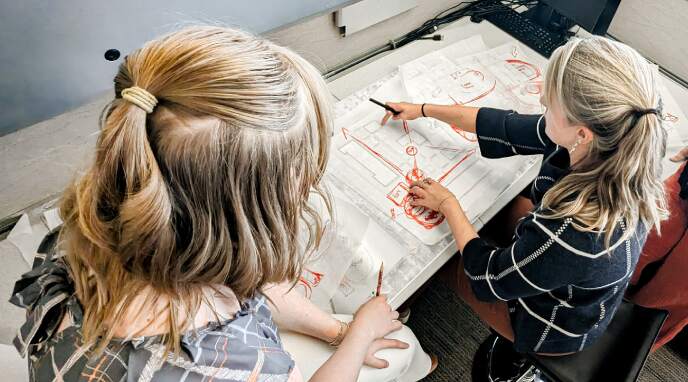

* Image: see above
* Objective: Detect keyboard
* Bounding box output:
[476,1,568,57]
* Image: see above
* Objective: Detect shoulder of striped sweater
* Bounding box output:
[525,211,626,260]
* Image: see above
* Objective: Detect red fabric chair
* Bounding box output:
[628,162,688,351]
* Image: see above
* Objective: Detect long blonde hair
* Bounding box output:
[59,26,332,354]
[541,36,668,247]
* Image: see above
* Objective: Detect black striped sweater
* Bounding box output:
[462,108,647,353]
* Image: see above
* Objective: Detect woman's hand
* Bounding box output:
[348,295,408,368]
[349,295,402,342]
[364,338,410,368]
[670,146,688,162]
[308,296,408,381]
[380,102,424,126]
[409,178,459,213]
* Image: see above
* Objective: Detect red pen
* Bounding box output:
[375,261,384,296]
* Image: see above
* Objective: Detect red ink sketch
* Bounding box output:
[403,120,414,146]
[451,124,479,142]
[424,145,467,152]
[449,69,497,103]
[451,69,484,89]
[390,208,397,220]
[426,209,440,222]
[387,182,410,207]
[342,127,405,176]
[505,59,542,96]
[342,114,477,230]
[662,113,679,123]
[437,149,476,183]
[402,195,445,229]
[298,269,325,299]
[506,59,541,81]
[405,167,426,184]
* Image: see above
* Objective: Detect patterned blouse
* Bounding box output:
[9,237,302,382]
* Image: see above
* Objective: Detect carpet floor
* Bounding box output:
[406,279,688,382]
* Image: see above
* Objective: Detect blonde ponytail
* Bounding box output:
[541,37,668,248]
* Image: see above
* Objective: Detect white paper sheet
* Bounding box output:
[331,215,408,314]
[328,38,542,246]
[401,42,545,115]
[658,80,688,148]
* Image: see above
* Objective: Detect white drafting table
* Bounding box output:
[325,17,688,310]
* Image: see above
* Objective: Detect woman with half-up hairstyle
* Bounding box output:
[381,36,669,371]
[10,26,432,382]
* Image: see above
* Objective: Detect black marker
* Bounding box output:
[369,98,400,115]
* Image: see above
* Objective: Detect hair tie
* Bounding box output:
[121,86,158,113]
[633,108,659,118]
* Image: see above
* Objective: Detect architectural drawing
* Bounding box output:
[328,41,543,245]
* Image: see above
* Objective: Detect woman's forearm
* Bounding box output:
[308,329,371,382]
[441,200,479,253]
[423,104,480,134]
[263,282,340,342]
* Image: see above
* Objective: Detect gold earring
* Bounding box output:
[569,138,582,154]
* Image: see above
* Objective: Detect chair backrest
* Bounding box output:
[527,300,668,382]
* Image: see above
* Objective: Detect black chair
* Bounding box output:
[473,300,668,382]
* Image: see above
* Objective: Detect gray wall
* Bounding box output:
[265,0,688,85]
[2,0,687,138]
[608,0,688,83]
[0,0,356,136]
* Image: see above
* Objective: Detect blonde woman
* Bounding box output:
[381,37,668,358]
[10,26,431,381]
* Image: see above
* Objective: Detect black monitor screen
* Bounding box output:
[541,0,621,35]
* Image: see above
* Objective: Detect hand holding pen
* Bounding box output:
[369,99,427,126]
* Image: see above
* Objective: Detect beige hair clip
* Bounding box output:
[121,86,158,113]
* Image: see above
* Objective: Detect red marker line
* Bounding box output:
[437,149,476,184]
[342,128,404,176]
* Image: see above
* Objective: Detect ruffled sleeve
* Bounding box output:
[9,252,82,357]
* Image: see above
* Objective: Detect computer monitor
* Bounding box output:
[531,0,621,36]
[475,0,622,57]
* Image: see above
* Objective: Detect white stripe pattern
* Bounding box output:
[518,299,583,338]
[535,115,546,147]
[477,135,544,152]
[511,244,550,292]
[531,214,626,258]
[485,250,508,301]
[547,292,573,308]
[579,334,588,351]
[534,304,561,352]
[464,218,571,283]
[534,176,556,192]
[573,220,633,290]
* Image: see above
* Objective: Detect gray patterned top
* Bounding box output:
[10,242,298,381]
